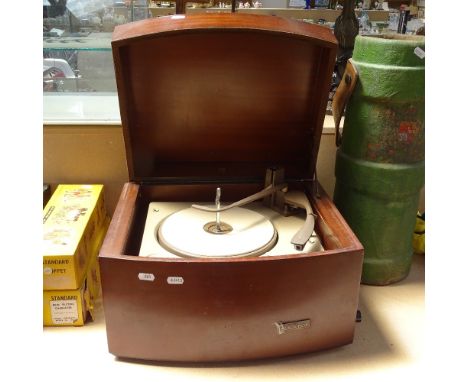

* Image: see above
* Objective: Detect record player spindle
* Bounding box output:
[215,187,221,232]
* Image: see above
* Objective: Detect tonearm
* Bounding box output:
[191,167,316,251]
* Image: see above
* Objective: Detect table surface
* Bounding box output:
[43,254,425,382]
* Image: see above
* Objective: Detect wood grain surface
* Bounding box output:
[99,14,363,362]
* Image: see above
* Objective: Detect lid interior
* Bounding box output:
[112,14,337,182]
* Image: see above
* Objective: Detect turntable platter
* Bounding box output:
[139,201,324,259]
[157,206,278,258]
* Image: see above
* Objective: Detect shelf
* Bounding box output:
[43,32,113,50]
[43,93,120,125]
[149,7,390,22]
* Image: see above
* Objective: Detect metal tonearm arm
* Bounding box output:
[191,183,288,213]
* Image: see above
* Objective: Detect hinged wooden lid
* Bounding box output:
[112,14,337,183]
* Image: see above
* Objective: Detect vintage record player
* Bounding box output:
[99,13,364,362]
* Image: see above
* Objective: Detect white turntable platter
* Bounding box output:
[157,206,277,258]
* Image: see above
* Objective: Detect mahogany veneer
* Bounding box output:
[99,14,364,362]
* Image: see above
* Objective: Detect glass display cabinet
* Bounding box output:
[43,0,150,93]
[44,1,423,123]
[43,0,394,95]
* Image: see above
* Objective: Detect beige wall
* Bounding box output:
[43,124,424,215]
[43,125,128,215]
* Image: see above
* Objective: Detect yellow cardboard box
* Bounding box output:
[43,185,106,290]
[43,279,92,326]
[43,218,109,326]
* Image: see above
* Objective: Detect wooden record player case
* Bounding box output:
[99,14,364,362]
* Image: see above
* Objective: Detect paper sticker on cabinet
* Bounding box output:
[167,276,184,285]
[138,273,155,282]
